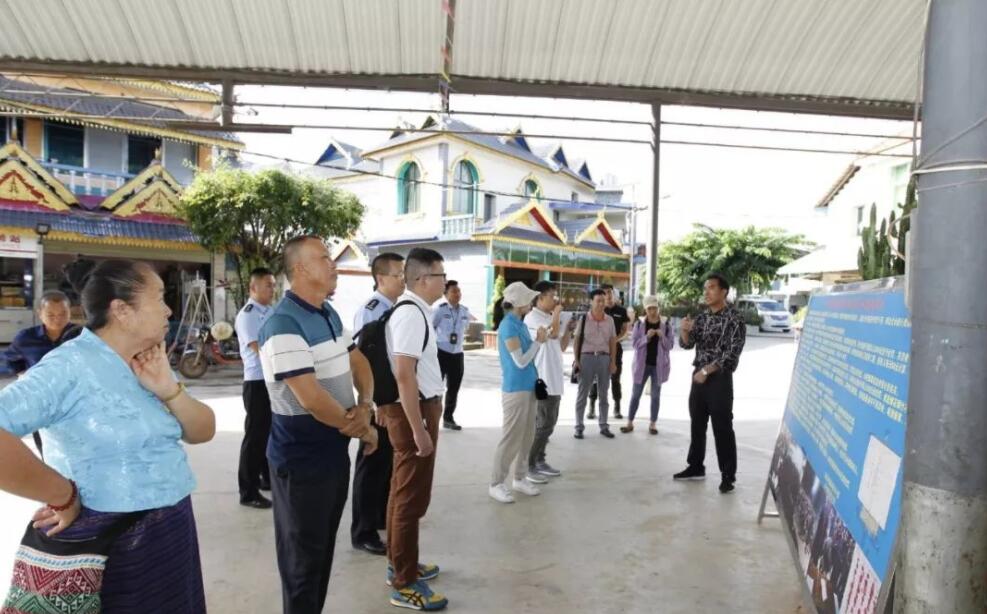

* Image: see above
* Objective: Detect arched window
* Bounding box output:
[452,160,479,215]
[524,178,542,201]
[397,162,421,215]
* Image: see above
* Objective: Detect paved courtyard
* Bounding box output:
[0,335,807,613]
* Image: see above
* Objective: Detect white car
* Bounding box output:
[737,298,793,333]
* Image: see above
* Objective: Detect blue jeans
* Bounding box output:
[627,368,661,422]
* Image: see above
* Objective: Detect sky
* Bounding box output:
[234,85,915,246]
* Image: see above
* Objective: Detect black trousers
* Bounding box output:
[437,349,465,421]
[350,420,393,544]
[686,370,737,480]
[271,461,350,614]
[239,380,272,500]
[590,344,623,406]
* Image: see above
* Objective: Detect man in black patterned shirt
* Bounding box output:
[673,273,746,493]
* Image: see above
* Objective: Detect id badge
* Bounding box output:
[449,333,459,345]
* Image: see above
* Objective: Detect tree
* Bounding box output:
[488,274,506,329]
[657,225,808,304]
[179,166,364,306]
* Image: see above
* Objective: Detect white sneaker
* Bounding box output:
[488,483,515,504]
[512,479,541,496]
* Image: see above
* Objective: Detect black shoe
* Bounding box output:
[353,538,387,556]
[613,407,623,419]
[574,428,585,440]
[600,427,615,439]
[673,466,706,481]
[587,411,596,420]
[443,419,462,431]
[258,478,271,491]
[239,494,273,509]
[719,479,736,494]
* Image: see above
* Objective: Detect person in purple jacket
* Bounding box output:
[620,295,674,435]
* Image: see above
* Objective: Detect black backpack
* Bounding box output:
[356,300,429,406]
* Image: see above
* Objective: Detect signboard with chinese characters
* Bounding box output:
[0,231,38,259]
[768,281,909,613]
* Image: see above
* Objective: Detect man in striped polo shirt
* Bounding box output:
[258,235,377,614]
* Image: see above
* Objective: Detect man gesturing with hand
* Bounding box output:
[259,235,377,614]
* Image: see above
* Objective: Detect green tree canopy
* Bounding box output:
[179,166,364,306]
[657,225,808,304]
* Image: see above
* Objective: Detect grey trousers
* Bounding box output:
[528,395,561,469]
[575,353,611,430]
[492,390,538,485]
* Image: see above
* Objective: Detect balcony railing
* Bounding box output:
[40,162,134,197]
[440,214,476,239]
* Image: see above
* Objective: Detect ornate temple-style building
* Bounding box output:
[0,75,242,341]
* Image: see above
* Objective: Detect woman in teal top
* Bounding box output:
[0,259,215,613]
[489,282,548,504]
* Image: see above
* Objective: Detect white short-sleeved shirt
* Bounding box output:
[524,307,566,397]
[385,291,445,400]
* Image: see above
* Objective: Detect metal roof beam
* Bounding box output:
[0,60,917,121]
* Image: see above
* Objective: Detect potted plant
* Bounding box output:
[741,307,763,336]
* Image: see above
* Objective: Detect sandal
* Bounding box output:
[649,424,658,435]
[619,424,634,433]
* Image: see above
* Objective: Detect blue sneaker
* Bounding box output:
[390,579,448,611]
[386,562,440,586]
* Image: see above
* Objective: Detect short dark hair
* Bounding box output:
[39,290,69,307]
[63,259,153,331]
[706,273,730,292]
[444,280,459,293]
[533,280,557,294]
[600,283,614,291]
[250,267,274,281]
[405,247,444,284]
[589,288,606,300]
[283,235,322,281]
[371,253,404,290]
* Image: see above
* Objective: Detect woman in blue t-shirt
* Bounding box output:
[489,282,548,504]
[0,259,216,613]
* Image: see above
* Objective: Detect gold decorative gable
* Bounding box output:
[104,164,183,218]
[0,143,74,211]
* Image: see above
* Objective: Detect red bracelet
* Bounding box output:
[48,480,78,512]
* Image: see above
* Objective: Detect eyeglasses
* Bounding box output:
[419,273,447,281]
[382,273,405,279]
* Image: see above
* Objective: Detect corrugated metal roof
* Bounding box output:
[0,76,241,145]
[0,0,924,116]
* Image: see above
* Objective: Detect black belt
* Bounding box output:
[581,351,610,356]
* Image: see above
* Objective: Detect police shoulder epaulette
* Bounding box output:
[365,299,380,310]
[244,304,254,313]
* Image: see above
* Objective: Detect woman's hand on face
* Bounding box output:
[32,498,81,537]
[131,342,179,400]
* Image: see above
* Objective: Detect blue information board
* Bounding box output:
[769,283,909,613]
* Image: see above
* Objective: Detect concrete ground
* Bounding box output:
[0,335,806,613]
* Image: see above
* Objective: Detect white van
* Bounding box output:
[736,297,793,333]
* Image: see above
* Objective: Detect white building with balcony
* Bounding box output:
[322,116,632,327]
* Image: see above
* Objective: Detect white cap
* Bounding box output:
[503,281,540,308]
[642,295,660,309]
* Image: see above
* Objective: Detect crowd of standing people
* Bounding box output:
[0,233,746,613]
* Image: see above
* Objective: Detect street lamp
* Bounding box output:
[33,222,50,312]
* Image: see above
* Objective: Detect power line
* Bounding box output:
[660,120,916,141]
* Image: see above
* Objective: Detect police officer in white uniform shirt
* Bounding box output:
[350,252,405,555]
[432,280,475,430]
[234,267,276,509]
